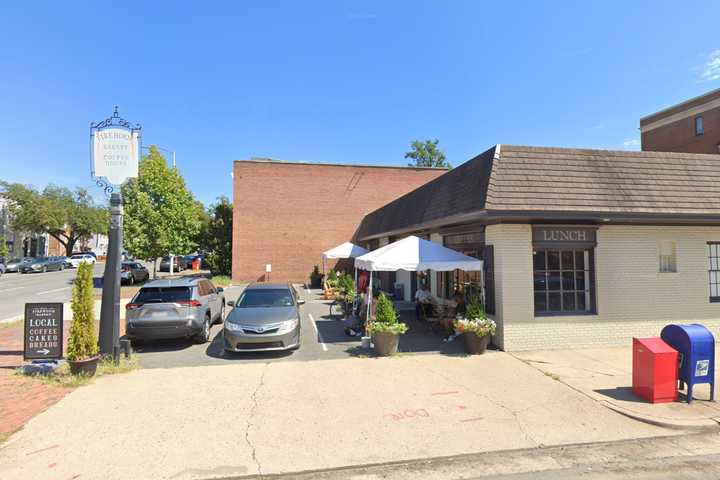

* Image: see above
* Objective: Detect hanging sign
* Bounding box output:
[91,107,142,187]
[93,128,140,185]
[24,303,63,360]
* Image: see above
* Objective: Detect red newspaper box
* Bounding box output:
[632,337,678,403]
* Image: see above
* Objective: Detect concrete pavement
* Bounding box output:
[0,263,105,323]
[514,348,720,429]
[0,352,673,480]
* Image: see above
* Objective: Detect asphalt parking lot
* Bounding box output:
[130,285,366,368]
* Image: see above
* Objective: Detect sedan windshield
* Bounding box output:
[134,287,192,303]
[237,289,294,308]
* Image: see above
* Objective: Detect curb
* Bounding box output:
[600,399,720,431]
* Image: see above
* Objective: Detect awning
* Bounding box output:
[354,236,483,272]
[322,242,369,260]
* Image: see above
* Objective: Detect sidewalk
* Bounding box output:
[0,301,128,439]
[0,352,673,480]
[513,347,720,429]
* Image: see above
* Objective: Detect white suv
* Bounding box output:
[69,253,96,268]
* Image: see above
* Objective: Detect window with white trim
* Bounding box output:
[708,243,720,302]
[658,241,677,273]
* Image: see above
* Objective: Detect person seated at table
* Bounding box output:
[441,292,466,342]
[414,284,434,320]
[347,290,379,337]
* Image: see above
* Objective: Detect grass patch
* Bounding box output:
[210,275,232,286]
[17,355,140,388]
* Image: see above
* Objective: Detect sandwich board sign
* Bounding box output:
[24,303,63,360]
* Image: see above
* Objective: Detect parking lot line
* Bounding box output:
[307,314,328,352]
[0,286,26,293]
[36,286,71,295]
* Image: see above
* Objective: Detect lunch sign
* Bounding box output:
[24,303,63,360]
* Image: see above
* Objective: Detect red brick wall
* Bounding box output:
[641,105,720,154]
[232,161,445,283]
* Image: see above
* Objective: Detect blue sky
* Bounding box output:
[1,1,719,205]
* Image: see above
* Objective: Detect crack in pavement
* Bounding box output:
[245,363,269,478]
[424,364,542,448]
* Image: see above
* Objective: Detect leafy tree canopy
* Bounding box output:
[0,182,107,256]
[200,196,232,275]
[404,139,451,168]
[121,146,203,266]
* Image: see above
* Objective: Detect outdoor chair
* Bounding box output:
[420,303,446,335]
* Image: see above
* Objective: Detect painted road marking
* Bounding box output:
[431,391,460,396]
[0,286,26,293]
[307,313,328,351]
[36,286,71,295]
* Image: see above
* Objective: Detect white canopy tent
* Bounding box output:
[322,242,369,260]
[321,242,369,287]
[354,236,485,328]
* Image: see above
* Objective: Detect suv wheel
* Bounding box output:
[195,315,211,344]
[129,275,135,286]
[215,303,225,325]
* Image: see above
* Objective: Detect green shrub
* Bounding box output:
[326,269,339,287]
[465,294,486,321]
[368,292,408,335]
[67,262,99,361]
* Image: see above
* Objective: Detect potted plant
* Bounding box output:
[336,273,356,317]
[309,265,323,289]
[453,295,496,354]
[367,292,408,356]
[67,262,100,375]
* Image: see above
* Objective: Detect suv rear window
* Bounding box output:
[134,287,192,303]
[237,289,294,308]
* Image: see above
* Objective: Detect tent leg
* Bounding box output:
[366,274,373,335]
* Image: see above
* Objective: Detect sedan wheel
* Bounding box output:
[42,266,47,273]
[129,275,135,286]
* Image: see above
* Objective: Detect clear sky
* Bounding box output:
[1,1,719,206]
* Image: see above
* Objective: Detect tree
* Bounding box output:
[200,196,232,275]
[0,235,8,259]
[67,262,99,361]
[121,145,203,277]
[404,139,451,168]
[0,183,107,256]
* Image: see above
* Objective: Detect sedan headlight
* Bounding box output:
[224,322,244,332]
[278,318,299,333]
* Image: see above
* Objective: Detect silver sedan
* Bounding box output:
[223,283,304,352]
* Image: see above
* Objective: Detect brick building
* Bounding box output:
[232,159,444,283]
[357,145,720,350]
[641,88,720,153]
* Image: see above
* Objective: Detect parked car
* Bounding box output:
[20,256,66,273]
[69,253,96,268]
[223,283,304,352]
[125,277,225,344]
[5,257,33,273]
[71,251,97,259]
[121,261,150,285]
[181,254,208,270]
[159,256,184,272]
[57,256,73,268]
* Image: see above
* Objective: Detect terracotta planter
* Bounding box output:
[68,356,100,376]
[463,333,490,355]
[372,331,400,356]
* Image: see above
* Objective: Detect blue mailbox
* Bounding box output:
[660,324,715,403]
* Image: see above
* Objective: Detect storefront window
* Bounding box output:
[533,248,595,315]
[707,243,720,302]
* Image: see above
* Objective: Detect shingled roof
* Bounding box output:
[356,144,720,240]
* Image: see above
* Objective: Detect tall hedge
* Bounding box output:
[67,262,99,361]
